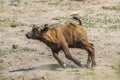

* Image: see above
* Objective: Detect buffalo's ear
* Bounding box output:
[42,27,49,33]
[41,24,49,33]
[32,24,36,28]
[44,24,48,27]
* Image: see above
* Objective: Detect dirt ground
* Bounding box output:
[0,0,120,80]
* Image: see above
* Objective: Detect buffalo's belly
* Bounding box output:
[68,41,85,49]
[46,42,62,52]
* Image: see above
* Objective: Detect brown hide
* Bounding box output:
[41,23,89,50]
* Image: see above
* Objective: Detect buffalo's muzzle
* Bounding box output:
[26,33,32,39]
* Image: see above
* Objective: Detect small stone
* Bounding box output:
[10,24,17,27]
[12,45,18,49]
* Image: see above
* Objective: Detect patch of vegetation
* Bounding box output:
[116,61,120,79]
[0,75,6,80]
[85,71,98,80]
[118,65,120,77]
[50,14,95,28]
[50,13,120,29]
[107,24,120,30]
[85,8,95,14]
[9,0,21,6]
[9,0,26,7]
[0,58,4,63]
[102,5,120,11]
[118,52,120,55]
[30,76,47,80]
[10,20,27,27]
[38,0,49,2]
[70,14,95,28]
[0,47,36,56]
[0,59,4,71]
[71,0,84,1]
[49,23,62,28]
[0,17,7,23]
[0,17,27,27]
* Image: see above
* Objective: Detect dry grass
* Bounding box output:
[49,12,120,29]
[0,76,6,80]
[0,17,27,27]
[0,47,36,56]
[102,4,120,11]
[9,0,27,6]
[116,60,120,78]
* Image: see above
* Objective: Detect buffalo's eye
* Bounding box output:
[32,28,38,34]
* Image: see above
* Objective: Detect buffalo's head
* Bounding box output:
[26,24,49,39]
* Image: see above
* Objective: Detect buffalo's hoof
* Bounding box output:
[85,64,90,68]
[91,66,95,70]
[62,64,67,68]
[79,64,84,68]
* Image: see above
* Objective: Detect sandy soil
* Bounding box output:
[0,0,120,80]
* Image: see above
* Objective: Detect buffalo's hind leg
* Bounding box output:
[84,43,96,69]
[86,53,91,68]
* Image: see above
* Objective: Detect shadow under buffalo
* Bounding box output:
[9,64,78,72]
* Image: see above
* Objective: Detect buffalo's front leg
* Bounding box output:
[53,52,67,68]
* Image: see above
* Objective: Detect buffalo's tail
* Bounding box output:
[73,17,82,25]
